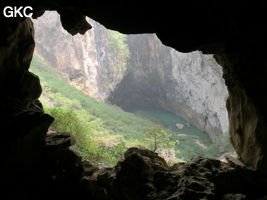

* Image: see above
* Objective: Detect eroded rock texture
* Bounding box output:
[30,129,267,200]
[80,147,267,200]
[0,18,40,113]
[0,15,54,198]
[217,51,267,170]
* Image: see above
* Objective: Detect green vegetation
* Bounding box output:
[108,30,130,71]
[30,55,152,165]
[126,107,223,160]
[30,54,232,166]
[144,126,176,152]
[45,107,126,165]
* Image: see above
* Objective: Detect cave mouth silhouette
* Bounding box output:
[1,2,267,199]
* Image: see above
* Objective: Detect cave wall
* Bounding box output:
[0,18,39,113]
[216,50,267,170]
[0,17,52,165]
[0,15,54,197]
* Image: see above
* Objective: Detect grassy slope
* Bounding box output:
[30,54,221,164]
[30,55,156,138]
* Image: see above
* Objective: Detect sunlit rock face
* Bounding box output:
[110,34,229,143]
[33,12,229,143]
[33,11,127,101]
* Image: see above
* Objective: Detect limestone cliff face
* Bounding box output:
[33,12,228,142]
[110,34,229,142]
[33,11,127,101]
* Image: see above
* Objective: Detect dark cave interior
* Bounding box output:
[1,1,267,199]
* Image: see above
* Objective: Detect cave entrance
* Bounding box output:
[31,11,234,166]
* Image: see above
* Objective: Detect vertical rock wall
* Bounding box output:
[33,11,127,101]
[110,34,229,143]
[216,51,267,170]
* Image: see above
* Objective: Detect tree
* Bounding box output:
[144,126,175,152]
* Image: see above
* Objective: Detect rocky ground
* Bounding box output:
[0,98,265,200]
[43,130,267,200]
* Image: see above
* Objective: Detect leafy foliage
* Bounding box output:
[144,126,176,152]
[45,106,127,165]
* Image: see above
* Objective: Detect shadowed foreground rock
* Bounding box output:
[1,120,267,199]
[78,147,267,200]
